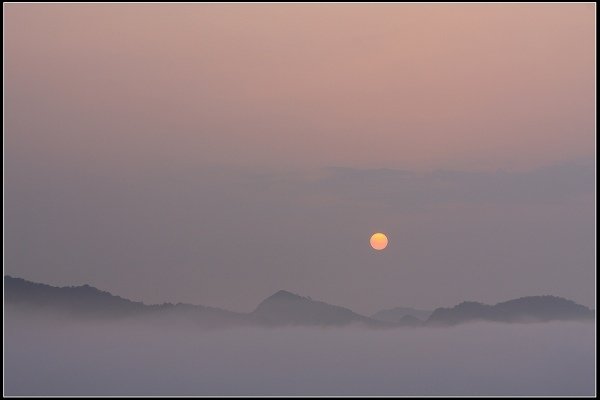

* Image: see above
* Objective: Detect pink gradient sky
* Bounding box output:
[5,4,595,172]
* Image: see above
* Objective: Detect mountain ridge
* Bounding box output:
[427,296,594,326]
[252,289,385,327]
[4,276,594,328]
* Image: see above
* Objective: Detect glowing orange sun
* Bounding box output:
[370,232,388,251]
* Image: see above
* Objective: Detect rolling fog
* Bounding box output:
[5,317,595,396]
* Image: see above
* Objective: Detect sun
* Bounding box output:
[370,232,388,251]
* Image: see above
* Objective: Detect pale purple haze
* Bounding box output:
[4,3,595,314]
[5,319,595,396]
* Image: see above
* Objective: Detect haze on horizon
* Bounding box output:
[4,4,595,314]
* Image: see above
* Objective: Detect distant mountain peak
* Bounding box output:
[270,290,304,299]
[260,290,313,303]
[252,289,380,327]
[427,295,594,326]
[371,306,432,323]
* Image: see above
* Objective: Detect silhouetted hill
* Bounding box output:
[371,307,432,323]
[5,277,383,328]
[4,276,248,326]
[426,296,594,326]
[5,276,593,328]
[5,275,146,317]
[251,290,385,327]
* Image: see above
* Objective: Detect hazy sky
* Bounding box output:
[4,4,595,313]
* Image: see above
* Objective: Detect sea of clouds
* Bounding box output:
[4,316,595,396]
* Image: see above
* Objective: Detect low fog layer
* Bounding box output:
[5,317,594,396]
